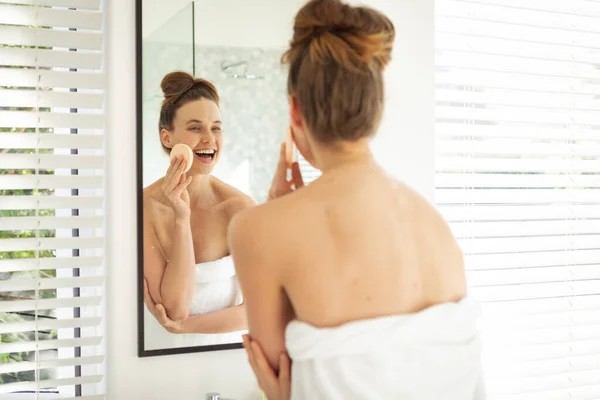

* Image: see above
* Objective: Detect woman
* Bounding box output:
[230,0,484,398]
[143,71,254,345]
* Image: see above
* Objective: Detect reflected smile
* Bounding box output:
[194,149,216,165]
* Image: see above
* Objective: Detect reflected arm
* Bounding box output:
[178,304,247,334]
[144,213,196,321]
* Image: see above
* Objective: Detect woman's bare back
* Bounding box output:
[270,162,466,328]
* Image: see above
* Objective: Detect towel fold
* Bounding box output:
[285,296,486,400]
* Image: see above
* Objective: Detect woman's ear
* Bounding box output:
[160,128,173,149]
[288,98,314,166]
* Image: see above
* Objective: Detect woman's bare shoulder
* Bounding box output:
[211,178,257,214]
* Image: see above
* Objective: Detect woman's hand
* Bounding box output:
[162,156,193,220]
[268,142,304,201]
[144,279,185,334]
[243,334,291,400]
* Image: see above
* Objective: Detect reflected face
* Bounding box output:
[162,99,223,175]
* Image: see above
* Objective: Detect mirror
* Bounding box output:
[136,0,311,356]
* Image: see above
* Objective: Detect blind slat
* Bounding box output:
[0,4,102,30]
[464,250,600,271]
[437,189,600,205]
[0,111,104,130]
[484,353,600,381]
[0,26,102,51]
[0,89,104,109]
[470,280,600,302]
[0,376,103,394]
[438,0,600,34]
[0,317,102,335]
[0,355,105,375]
[0,68,105,90]
[439,205,600,222]
[436,173,600,189]
[1,154,104,169]
[0,276,104,292]
[0,175,104,190]
[437,16,600,49]
[0,237,104,252]
[453,220,600,238]
[0,132,104,149]
[458,235,600,254]
[0,336,102,354]
[0,47,102,70]
[0,295,102,313]
[437,106,600,126]
[437,157,600,173]
[456,0,600,18]
[482,295,600,315]
[436,70,600,96]
[0,216,103,231]
[0,256,103,273]
[0,196,103,210]
[0,0,100,9]
[468,265,600,286]
[437,34,600,65]
[487,369,600,396]
[436,88,600,113]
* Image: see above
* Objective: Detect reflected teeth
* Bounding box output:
[195,150,215,155]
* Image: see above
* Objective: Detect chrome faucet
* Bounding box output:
[206,393,234,400]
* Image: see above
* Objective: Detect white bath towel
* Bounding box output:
[285,296,485,400]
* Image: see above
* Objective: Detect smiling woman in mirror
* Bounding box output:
[142,71,254,337]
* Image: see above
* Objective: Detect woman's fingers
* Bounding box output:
[251,340,278,382]
[143,279,156,309]
[279,352,291,397]
[164,157,186,194]
[291,162,304,189]
[164,156,176,179]
[243,335,258,371]
[163,157,181,191]
[173,175,193,197]
[275,142,288,180]
[156,304,171,326]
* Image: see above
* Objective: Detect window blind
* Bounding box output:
[0,0,105,398]
[435,1,600,399]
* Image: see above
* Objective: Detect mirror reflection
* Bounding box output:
[139,0,308,354]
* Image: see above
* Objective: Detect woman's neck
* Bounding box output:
[187,173,217,206]
[314,139,375,173]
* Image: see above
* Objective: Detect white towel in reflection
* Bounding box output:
[145,255,245,350]
[285,296,486,400]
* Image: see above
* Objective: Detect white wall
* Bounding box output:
[143,0,306,48]
[106,1,434,399]
[370,0,435,201]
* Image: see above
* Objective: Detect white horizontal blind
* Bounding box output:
[0,0,105,398]
[435,1,600,399]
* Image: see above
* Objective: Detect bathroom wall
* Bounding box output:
[106,0,435,399]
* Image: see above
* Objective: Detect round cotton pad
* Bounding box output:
[170,143,193,173]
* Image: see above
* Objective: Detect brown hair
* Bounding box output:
[282,0,395,143]
[158,71,220,153]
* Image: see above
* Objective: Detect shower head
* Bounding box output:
[220,60,265,80]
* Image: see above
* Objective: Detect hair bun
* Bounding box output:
[161,71,195,100]
[160,71,220,104]
[288,0,395,70]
